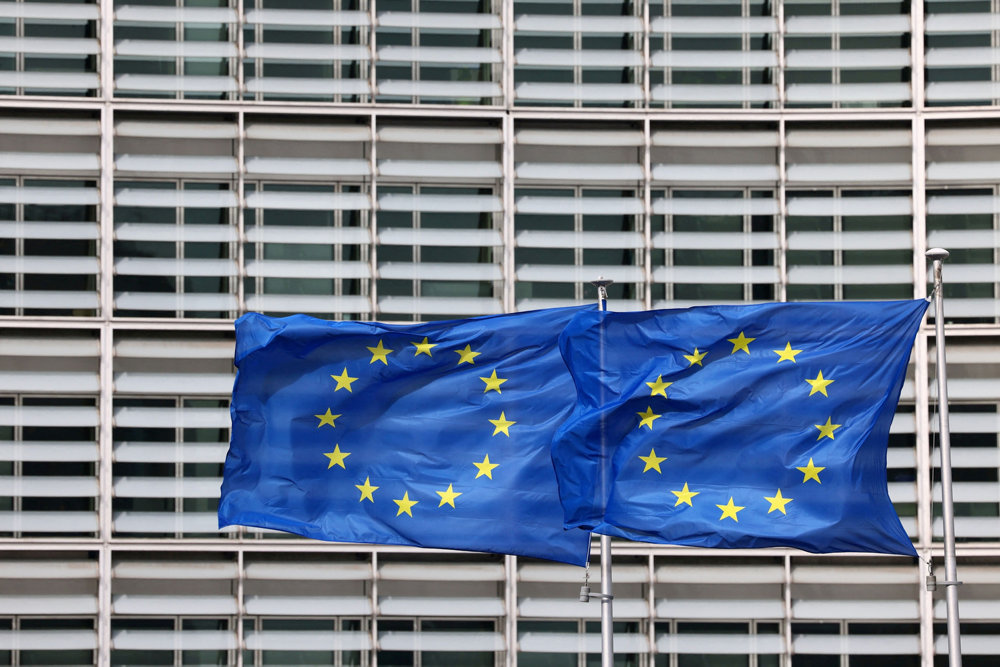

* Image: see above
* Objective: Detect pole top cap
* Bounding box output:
[591,276,614,288]
[926,248,950,261]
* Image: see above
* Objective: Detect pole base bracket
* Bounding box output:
[579,585,614,602]
[926,575,963,591]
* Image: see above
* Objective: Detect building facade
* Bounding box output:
[1,0,999,664]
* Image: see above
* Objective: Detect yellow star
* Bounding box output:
[774,342,802,363]
[765,489,793,515]
[367,340,393,365]
[637,406,661,430]
[436,483,462,508]
[671,482,699,507]
[815,417,841,440]
[455,344,481,365]
[356,476,378,502]
[797,457,825,484]
[646,375,673,398]
[805,370,834,397]
[489,411,515,437]
[480,369,508,394]
[716,497,745,522]
[331,367,358,392]
[474,454,498,479]
[683,348,708,367]
[411,336,437,357]
[393,491,418,517]
[728,331,756,355]
[639,448,667,473]
[323,444,350,469]
[314,408,341,428]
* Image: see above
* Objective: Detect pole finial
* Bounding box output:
[926,248,950,261]
[591,276,613,311]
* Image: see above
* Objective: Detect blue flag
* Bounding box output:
[552,299,927,556]
[219,307,593,566]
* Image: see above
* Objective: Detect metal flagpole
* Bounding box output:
[926,248,963,667]
[599,530,613,667]
[579,277,614,667]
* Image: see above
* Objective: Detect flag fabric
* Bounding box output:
[219,307,593,566]
[552,299,928,556]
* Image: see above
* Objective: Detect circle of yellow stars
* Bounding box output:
[631,328,841,523]
[314,327,844,524]
[314,336,517,520]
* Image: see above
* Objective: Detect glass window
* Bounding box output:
[376,0,501,105]
[114,181,238,319]
[111,331,233,538]
[376,184,500,321]
[114,0,237,100]
[244,182,369,320]
[931,403,1000,542]
[926,188,998,324]
[932,622,1000,667]
[784,0,910,109]
[18,618,95,665]
[513,0,642,108]
[0,382,98,538]
[651,1,777,110]
[786,190,913,302]
[926,1,1000,106]
[0,178,99,317]
[111,617,234,666]
[420,619,496,666]
[255,617,363,666]
[0,1,98,96]
[653,189,776,305]
[515,187,644,309]
[245,0,369,103]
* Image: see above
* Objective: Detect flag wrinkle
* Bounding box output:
[552,299,927,557]
[220,305,594,566]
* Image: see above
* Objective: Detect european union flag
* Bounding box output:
[219,307,593,566]
[552,299,928,556]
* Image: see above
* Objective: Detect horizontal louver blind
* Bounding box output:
[6,3,1000,109]
[376,9,501,104]
[926,125,1000,321]
[784,126,913,302]
[925,10,1000,106]
[111,333,233,537]
[650,10,778,108]
[113,118,238,318]
[114,3,238,99]
[654,560,785,621]
[513,7,643,107]
[0,556,98,620]
[0,116,101,316]
[376,124,502,319]
[110,554,239,663]
[0,1,99,96]
[245,6,371,102]
[928,341,1000,541]
[649,127,779,307]
[514,127,644,311]
[0,331,99,536]
[784,7,911,107]
[244,119,370,317]
[791,563,920,621]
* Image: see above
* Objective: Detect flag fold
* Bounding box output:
[220,307,594,566]
[552,299,927,556]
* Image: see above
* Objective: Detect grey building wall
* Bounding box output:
[1,0,999,665]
